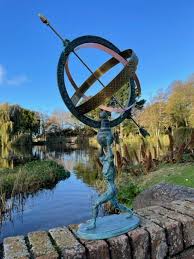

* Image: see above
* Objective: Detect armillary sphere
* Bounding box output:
[39,14,147,132]
[57,35,141,128]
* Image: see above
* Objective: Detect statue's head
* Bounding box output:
[99,110,111,120]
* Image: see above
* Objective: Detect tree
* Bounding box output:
[166,81,194,128]
[137,92,168,136]
[136,77,194,135]
[46,110,81,131]
[0,103,40,146]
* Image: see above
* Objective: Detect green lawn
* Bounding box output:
[137,162,194,189]
[117,162,194,207]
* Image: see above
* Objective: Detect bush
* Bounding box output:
[117,182,142,207]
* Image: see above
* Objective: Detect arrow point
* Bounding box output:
[38,13,49,25]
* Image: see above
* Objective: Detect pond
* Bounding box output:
[0,144,103,242]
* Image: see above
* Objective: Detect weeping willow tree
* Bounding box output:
[0,105,13,168]
[0,103,40,168]
[0,103,40,147]
[0,104,13,147]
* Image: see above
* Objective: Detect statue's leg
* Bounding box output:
[111,197,133,218]
[86,191,113,230]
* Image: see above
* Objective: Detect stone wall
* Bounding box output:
[2,199,194,259]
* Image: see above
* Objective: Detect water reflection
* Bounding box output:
[0,144,36,169]
[0,144,103,242]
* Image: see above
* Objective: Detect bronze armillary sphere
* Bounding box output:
[57,35,141,128]
[38,14,148,133]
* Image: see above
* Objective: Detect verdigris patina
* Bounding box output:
[76,111,139,239]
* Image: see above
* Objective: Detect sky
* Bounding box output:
[0,0,194,114]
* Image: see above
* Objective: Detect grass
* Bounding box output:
[138,162,194,189]
[110,162,194,209]
[0,160,70,200]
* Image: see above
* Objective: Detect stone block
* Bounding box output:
[149,205,194,248]
[133,184,194,210]
[28,231,58,258]
[139,216,168,259]
[163,200,194,218]
[81,239,110,259]
[108,234,131,259]
[176,247,194,258]
[128,227,150,259]
[49,227,86,259]
[138,206,183,256]
[69,224,110,259]
[3,236,30,259]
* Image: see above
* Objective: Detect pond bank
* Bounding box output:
[0,160,70,215]
[0,147,101,242]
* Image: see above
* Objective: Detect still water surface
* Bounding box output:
[0,146,102,242]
